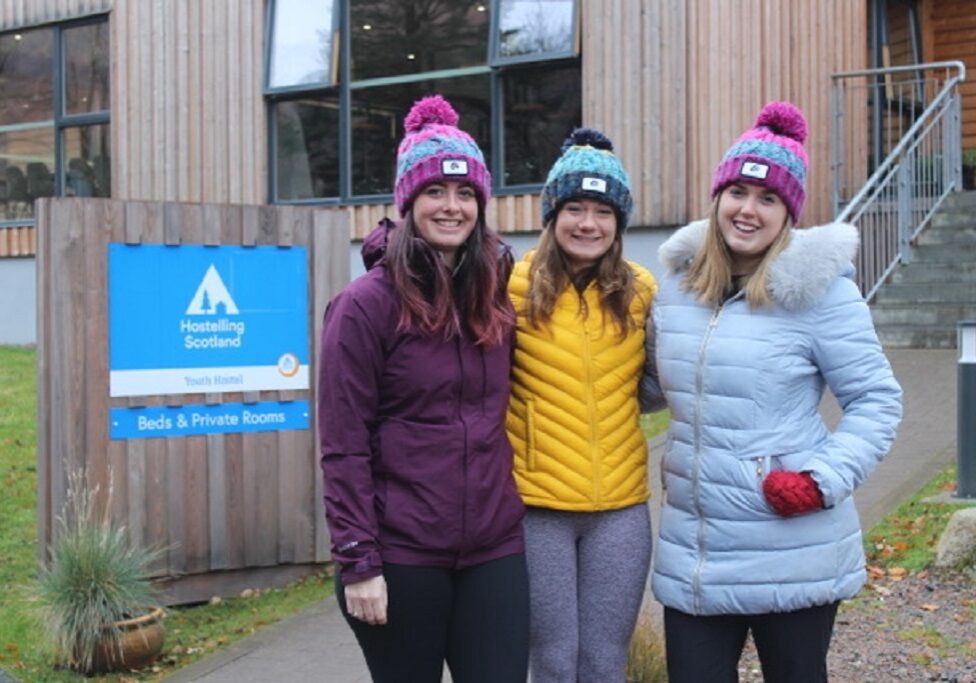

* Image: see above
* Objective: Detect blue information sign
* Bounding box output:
[110,400,310,440]
[109,244,309,397]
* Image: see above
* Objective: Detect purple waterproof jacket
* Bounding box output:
[318,220,525,585]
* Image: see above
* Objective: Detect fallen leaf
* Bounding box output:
[919,603,939,611]
[916,570,929,579]
[872,584,893,597]
[888,567,908,578]
[868,565,886,579]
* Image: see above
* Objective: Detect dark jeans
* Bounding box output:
[337,554,529,683]
[664,602,840,683]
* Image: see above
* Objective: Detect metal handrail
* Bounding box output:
[835,61,966,223]
[831,61,966,301]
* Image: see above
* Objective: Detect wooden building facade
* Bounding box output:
[1,0,975,257]
[0,0,889,259]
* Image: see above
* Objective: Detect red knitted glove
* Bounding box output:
[762,471,823,517]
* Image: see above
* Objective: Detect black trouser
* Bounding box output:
[337,554,529,683]
[664,602,840,683]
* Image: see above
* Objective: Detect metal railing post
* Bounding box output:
[957,321,976,499]
[897,149,914,265]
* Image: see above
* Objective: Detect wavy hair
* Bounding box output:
[524,219,643,337]
[385,213,514,347]
[683,197,793,308]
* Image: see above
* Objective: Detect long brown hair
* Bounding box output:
[682,198,792,308]
[524,219,643,337]
[385,212,514,346]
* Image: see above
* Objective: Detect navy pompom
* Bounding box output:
[561,127,614,153]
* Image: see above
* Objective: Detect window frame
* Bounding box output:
[264,0,581,207]
[0,15,110,229]
[263,0,340,95]
[488,0,580,67]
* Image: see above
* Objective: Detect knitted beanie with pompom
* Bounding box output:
[540,127,633,228]
[393,94,490,216]
[710,101,809,223]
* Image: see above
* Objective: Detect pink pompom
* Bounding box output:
[404,95,459,133]
[754,101,807,144]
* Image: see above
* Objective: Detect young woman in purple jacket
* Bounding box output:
[318,95,529,683]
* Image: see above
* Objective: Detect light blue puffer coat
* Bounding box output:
[648,219,902,616]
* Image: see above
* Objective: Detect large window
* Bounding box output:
[265,0,581,205]
[0,18,110,225]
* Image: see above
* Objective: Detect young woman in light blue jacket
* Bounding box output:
[642,101,903,682]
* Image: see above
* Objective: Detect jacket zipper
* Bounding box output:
[692,305,723,614]
[582,306,601,504]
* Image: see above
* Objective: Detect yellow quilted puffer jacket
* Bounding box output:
[506,255,657,511]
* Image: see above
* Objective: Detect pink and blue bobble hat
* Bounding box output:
[393,95,491,216]
[710,101,809,223]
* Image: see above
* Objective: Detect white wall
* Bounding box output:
[0,258,35,345]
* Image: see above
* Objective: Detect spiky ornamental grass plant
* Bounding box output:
[38,469,164,673]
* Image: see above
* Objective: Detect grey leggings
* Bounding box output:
[524,504,652,683]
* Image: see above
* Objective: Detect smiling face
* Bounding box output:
[552,198,618,272]
[411,181,479,268]
[717,182,790,274]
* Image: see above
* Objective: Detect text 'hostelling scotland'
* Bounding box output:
[180,318,245,349]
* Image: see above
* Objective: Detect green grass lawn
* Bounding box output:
[0,347,334,681]
[864,465,976,573]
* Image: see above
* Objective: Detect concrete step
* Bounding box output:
[871,303,976,326]
[873,283,976,304]
[888,261,976,283]
[909,242,976,260]
[945,191,976,210]
[919,212,976,242]
[874,324,958,349]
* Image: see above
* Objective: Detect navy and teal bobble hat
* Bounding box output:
[540,128,633,227]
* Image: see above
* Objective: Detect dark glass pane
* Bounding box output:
[502,63,580,186]
[274,96,340,199]
[268,0,337,88]
[0,28,53,125]
[0,126,54,219]
[64,21,110,115]
[63,124,110,197]
[350,75,490,197]
[496,0,575,60]
[350,1,489,80]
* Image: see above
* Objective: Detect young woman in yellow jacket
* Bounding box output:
[507,128,657,682]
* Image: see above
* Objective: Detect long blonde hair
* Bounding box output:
[524,220,643,336]
[682,198,792,308]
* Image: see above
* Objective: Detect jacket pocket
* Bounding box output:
[526,397,537,471]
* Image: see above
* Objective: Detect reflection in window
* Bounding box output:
[0,18,111,224]
[268,0,337,88]
[350,0,489,80]
[0,29,54,125]
[495,0,575,61]
[63,124,110,197]
[64,23,110,115]
[274,97,340,199]
[265,0,581,202]
[0,127,54,219]
[350,75,490,196]
[503,64,580,186]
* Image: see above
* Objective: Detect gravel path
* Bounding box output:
[738,570,976,682]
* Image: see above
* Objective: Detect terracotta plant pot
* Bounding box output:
[84,606,166,675]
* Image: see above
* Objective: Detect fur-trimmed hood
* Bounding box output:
[658,219,859,311]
